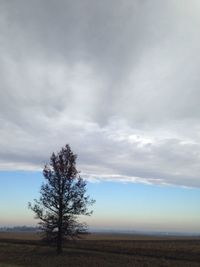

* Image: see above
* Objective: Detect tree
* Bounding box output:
[29,144,95,254]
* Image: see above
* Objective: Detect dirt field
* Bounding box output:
[0,232,199,267]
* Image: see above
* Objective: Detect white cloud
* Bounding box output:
[1,0,200,188]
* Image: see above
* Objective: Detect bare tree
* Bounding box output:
[29,144,95,254]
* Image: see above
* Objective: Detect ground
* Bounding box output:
[0,232,199,267]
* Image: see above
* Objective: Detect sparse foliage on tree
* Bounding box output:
[29,144,95,254]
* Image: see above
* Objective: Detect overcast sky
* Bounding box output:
[1,0,200,188]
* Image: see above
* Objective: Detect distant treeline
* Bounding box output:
[0,226,39,232]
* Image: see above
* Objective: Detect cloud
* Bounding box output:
[1,0,200,187]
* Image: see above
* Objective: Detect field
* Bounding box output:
[0,232,199,267]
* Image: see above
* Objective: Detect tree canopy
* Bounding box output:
[29,144,95,254]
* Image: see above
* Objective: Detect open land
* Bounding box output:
[0,232,199,267]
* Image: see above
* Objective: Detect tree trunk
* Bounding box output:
[57,229,62,254]
[57,193,63,255]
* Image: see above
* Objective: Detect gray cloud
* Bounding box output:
[1,0,200,187]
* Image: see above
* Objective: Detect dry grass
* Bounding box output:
[0,232,40,241]
[0,232,199,267]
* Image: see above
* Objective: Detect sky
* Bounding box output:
[0,0,200,233]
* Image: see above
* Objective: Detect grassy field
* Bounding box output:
[0,232,199,267]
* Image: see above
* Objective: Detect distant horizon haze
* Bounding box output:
[0,171,199,233]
